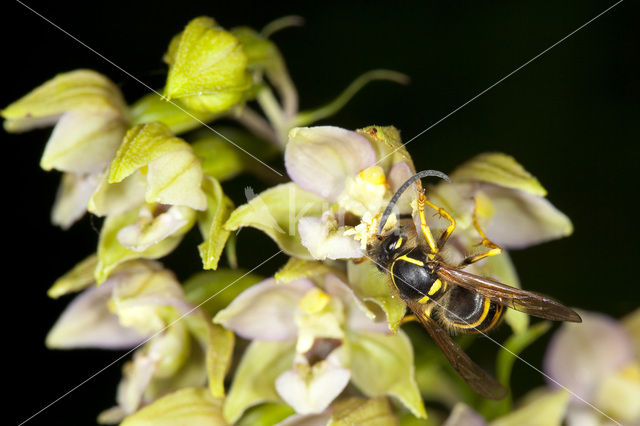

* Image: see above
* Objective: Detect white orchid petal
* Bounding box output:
[214,278,313,341]
[298,216,363,260]
[46,279,146,350]
[285,126,376,201]
[543,311,634,403]
[275,355,350,415]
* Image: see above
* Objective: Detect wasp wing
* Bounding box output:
[406,300,507,400]
[436,263,581,322]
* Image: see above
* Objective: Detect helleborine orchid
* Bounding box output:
[1,70,129,228]
[213,272,426,422]
[225,125,417,260]
[544,310,640,426]
[46,257,217,424]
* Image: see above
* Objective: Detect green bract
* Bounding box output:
[108,122,207,210]
[164,16,251,113]
[120,388,225,426]
[347,330,426,419]
[198,176,234,270]
[224,340,296,423]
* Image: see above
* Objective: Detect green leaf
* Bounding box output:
[183,269,263,317]
[223,340,295,423]
[329,396,397,426]
[121,388,226,426]
[198,176,234,270]
[450,153,546,196]
[109,122,207,210]
[357,125,415,174]
[489,390,569,426]
[347,260,406,332]
[2,69,127,132]
[347,330,426,419]
[293,70,409,127]
[207,324,234,398]
[129,93,219,135]
[235,403,295,426]
[95,206,191,283]
[192,137,245,181]
[164,16,251,113]
[47,254,98,298]
[224,183,326,259]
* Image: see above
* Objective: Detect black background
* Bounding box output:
[4,1,639,425]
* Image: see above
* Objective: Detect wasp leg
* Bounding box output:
[459,199,502,267]
[418,192,457,254]
[400,314,418,325]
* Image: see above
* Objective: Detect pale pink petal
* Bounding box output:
[41,110,125,174]
[116,350,158,414]
[443,403,487,426]
[298,216,363,260]
[214,278,313,341]
[324,274,388,334]
[51,172,100,229]
[285,126,376,201]
[543,311,634,403]
[46,279,146,350]
[479,185,573,249]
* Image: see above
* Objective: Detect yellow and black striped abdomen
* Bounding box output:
[437,286,505,333]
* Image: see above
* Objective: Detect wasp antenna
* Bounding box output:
[377,169,450,235]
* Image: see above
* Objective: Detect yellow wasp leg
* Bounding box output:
[418,192,457,255]
[400,314,418,325]
[460,199,503,266]
[417,192,439,256]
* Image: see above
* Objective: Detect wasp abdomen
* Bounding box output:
[441,287,504,333]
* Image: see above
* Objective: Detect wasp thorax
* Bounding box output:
[390,248,439,300]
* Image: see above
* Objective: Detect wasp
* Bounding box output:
[368,170,581,399]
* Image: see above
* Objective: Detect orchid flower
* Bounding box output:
[213,271,426,422]
[543,310,640,425]
[226,125,416,260]
[45,257,215,424]
[2,70,129,229]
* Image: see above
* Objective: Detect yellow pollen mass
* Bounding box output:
[299,288,331,314]
[359,165,386,185]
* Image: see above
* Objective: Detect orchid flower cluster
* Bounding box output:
[5,15,639,426]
